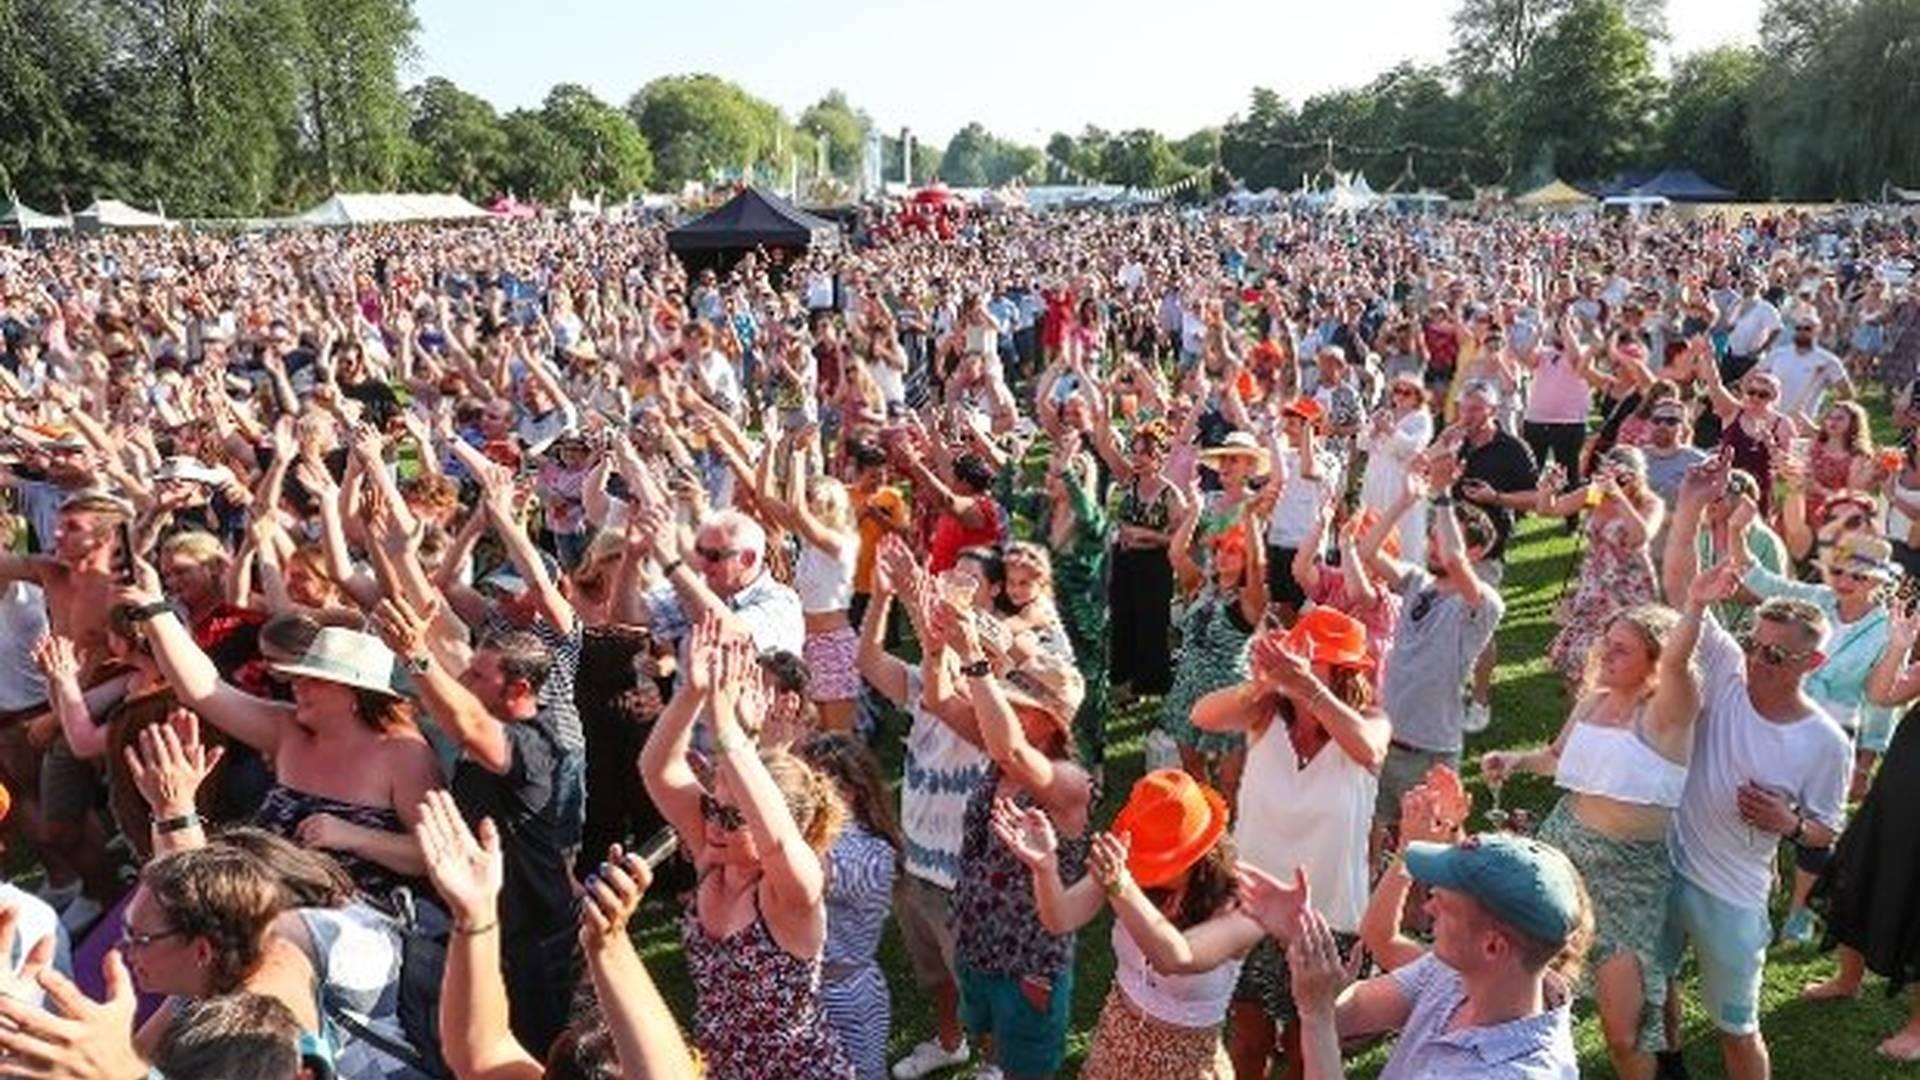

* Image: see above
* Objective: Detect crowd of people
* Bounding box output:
[0,200,1917,1080]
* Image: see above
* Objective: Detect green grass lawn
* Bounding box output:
[632,514,1915,1079]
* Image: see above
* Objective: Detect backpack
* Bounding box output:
[322,889,452,1080]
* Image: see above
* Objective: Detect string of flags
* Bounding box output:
[1042,148,1218,200]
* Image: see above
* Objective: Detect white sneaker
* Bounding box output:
[892,1038,970,1080]
[1463,702,1491,734]
[58,894,103,937]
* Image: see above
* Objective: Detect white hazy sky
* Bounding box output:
[411,0,1765,146]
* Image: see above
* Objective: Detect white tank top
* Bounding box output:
[1234,714,1378,933]
[1110,921,1242,1029]
[793,542,855,614]
[1554,704,1688,809]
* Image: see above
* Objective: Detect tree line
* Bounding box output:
[3,0,1918,216]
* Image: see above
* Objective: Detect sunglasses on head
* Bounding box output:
[700,793,745,832]
[1736,630,1813,667]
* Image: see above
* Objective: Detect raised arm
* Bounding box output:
[417,792,544,1080]
[577,848,699,1080]
[945,600,1089,826]
[122,570,290,755]
[991,802,1107,935]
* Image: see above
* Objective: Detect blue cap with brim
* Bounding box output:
[1404,833,1584,946]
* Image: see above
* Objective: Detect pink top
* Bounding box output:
[1525,349,1591,424]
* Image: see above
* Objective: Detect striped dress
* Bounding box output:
[821,825,898,1080]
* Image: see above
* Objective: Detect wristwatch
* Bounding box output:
[124,600,175,624]
[404,654,432,676]
[960,658,992,678]
[1429,494,1454,508]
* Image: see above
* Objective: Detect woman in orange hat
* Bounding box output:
[1185,611,1392,1080]
[993,769,1240,1079]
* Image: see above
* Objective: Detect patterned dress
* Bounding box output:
[952,768,1089,982]
[253,785,421,904]
[1015,484,1112,764]
[820,826,897,1080]
[1159,587,1256,756]
[1546,511,1658,681]
[682,898,855,1080]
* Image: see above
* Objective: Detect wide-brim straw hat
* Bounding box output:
[267,627,402,699]
[1197,431,1271,475]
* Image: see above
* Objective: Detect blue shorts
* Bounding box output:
[1657,876,1772,1035]
[957,963,1074,1076]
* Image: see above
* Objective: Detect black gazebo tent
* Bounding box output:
[667,186,841,275]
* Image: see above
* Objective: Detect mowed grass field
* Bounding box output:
[631,499,1917,1078]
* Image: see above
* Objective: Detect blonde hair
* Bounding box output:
[761,750,848,855]
[1002,542,1055,590]
[807,476,855,534]
[1582,603,1680,691]
[160,530,227,569]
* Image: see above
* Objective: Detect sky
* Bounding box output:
[410,0,1767,147]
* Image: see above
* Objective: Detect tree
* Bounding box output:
[1221,88,1306,191]
[287,0,419,199]
[1662,47,1765,197]
[1451,0,1666,86]
[880,133,941,184]
[499,109,581,201]
[408,77,508,197]
[539,83,653,196]
[1103,129,1181,188]
[1750,0,1920,198]
[1173,128,1221,171]
[939,123,1041,187]
[629,75,788,188]
[798,90,870,183]
[1510,0,1660,180]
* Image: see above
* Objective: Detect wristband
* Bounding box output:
[453,919,498,936]
[960,658,992,678]
[1789,814,1807,844]
[1429,494,1454,508]
[660,558,684,577]
[155,812,200,834]
[125,601,175,624]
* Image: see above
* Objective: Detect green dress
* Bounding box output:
[1159,586,1255,757]
[1013,482,1112,765]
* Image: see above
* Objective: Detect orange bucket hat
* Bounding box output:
[1110,769,1230,888]
[1283,606,1374,669]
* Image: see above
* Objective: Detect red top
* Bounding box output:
[928,499,1003,574]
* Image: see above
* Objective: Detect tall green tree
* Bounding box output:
[629,75,788,188]
[1510,0,1659,180]
[287,0,418,200]
[1102,129,1181,188]
[1662,46,1765,196]
[539,83,653,196]
[499,108,581,201]
[798,90,870,183]
[408,77,508,197]
[939,123,1040,187]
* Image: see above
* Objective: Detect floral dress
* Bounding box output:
[682,896,855,1080]
[1159,586,1256,756]
[1546,512,1658,681]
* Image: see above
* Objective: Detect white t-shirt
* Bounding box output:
[1669,614,1851,909]
[1265,449,1343,548]
[1758,345,1847,417]
[1725,298,1782,358]
[0,582,49,711]
[899,668,989,890]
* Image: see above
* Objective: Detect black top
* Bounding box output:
[450,709,577,950]
[1455,430,1539,561]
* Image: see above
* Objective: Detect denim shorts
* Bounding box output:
[1657,876,1772,1035]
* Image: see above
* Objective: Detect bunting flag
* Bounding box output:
[1041,148,1218,200]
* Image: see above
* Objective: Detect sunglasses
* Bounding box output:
[1743,387,1776,400]
[1650,416,1683,427]
[700,793,745,832]
[1831,567,1879,584]
[120,925,185,951]
[1736,631,1813,667]
[694,545,740,564]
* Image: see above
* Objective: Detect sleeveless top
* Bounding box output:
[1116,477,1175,537]
[1234,712,1377,933]
[1110,920,1242,1030]
[928,501,1003,574]
[1721,415,1778,511]
[254,784,418,903]
[794,542,856,614]
[682,897,855,1080]
[1554,699,1687,809]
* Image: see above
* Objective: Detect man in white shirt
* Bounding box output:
[1723,275,1783,378]
[1758,313,1853,419]
[1658,482,1851,1080]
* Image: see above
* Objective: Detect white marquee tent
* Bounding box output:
[295,193,490,227]
[71,199,171,231]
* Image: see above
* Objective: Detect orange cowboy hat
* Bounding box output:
[1281,397,1325,424]
[1110,769,1230,888]
[1283,606,1375,669]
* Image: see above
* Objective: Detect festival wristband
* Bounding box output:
[154,812,201,835]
